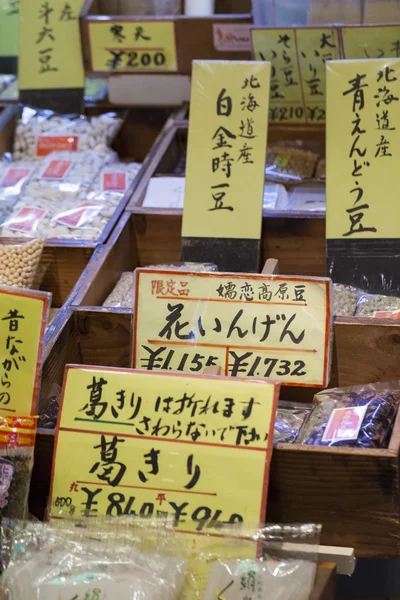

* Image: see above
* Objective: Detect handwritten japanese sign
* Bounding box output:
[0,287,49,415]
[251,27,340,124]
[182,61,270,240]
[87,20,178,74]
[326,59,400,239]
[342,25,400,60]
[19,0,85,90]
[0,0,19,59]
[133,270,332,388]
[50,366,278,530]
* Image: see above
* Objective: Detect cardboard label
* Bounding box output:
[40,159,73,180]
[0,288,49,415]
[19,0,85,91]
[0,168,32,189]
[50,366,278,528]
[213,24,252,52]
[322,405,368,443]
[102,172,127,193]
[88,20,178,74]
[326,59,400,239]
[133,270,332,388]
[36,136,78,158]
[55,202,101,229]
[182,61,270,240]
[0,0,19,58]
[5,207,46,233]
[251,27,340,124]
[342,25,400,60]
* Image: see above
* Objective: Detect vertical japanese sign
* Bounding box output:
[87,20,178,74]
[0,0,19,67]
[251,27,340,124]
[326,59,400,239]
[50,366,279,529]
[0,287,49,415]
[342,25,400,60]
[182,61,270,241]
[132,270,332,388]
[19,0,85,90]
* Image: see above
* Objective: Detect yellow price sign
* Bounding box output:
[251,26,340,124]
[327,59,400,239]
[132,269,332,388]
[50,366,279,529]
[342,25,400,59]
[87,20,178,74]
[0,287,50,415]
[19,0,85,91]
[182,61,270,240]
[0,0,19,58]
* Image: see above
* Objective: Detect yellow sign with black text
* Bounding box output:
[342,25,400,60]
[182,60,270,240]
[133,269,332,387]
[327,59,400,239]
[50,366,278,529]
[0,287,49,415]
[88,20,178,74]
[0,0,19,58]
[19,0,85,90]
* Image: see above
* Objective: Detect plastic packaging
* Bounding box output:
[274,401,311,445]
[13,106,123,161]
[266,145,320,181]
[38,383,62,429]
[333,283,359,317]
[263,183,289,211]
[356,292,400,317]
[315,158,325,179]
[0,238,44,288]
[87,162,142,207]
[142,177,186,209]
[2,519,188,600]
[0,162,37,223]
[298,382,400,448]
[287,186,326,212]
[120,0,181,14]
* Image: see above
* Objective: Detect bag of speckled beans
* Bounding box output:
[297,382,400,449]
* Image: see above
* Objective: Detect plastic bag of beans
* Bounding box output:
[0,238,45,289]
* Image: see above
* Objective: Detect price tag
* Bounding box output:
[87,20,178,74]
[251,26,340,124]
[133,269,332,388]
[326,59,400,239]
[342,25,400,59]
[0,287,50,415]
[19,0,85,91]
[50,366,278,528]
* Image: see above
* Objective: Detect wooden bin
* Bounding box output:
[31,306,400,558]
[0,104,181,314]
[80,0,253,76]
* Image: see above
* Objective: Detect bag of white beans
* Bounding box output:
[0,238,45,289]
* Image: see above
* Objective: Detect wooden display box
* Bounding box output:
[80,0,253,76]
[31,307,400,558]
[0,104,177,310]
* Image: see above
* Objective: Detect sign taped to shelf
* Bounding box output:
[87,20,178,74]
[19,0,85,90]
[0,287,50,415]
[50,365,278,529]
[132,269,332,387]
[342,25,400,60]
[251,26,340,124]
[0,0,19,62]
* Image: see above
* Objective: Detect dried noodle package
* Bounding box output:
[297,382,400,448]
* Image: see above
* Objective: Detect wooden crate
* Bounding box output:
[0,104,182,309]
[31,307,400,558]
[80,0,253,76]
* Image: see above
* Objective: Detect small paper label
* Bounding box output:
[36,135,79,157]
[4,207,46,233]
[55,202,101,228]
[0,167,33,188]
[322,405,368,443]
[213,24,252,52]
[41,160,73,180]
[102,172,127,192]
[374,310,400,319]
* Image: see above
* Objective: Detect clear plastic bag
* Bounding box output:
[0,162,38,223]
[13,106,123,161]
[86,162,142,207]
[38,383,62,429]
[266,145,320,181]
[356,292,400,317]
[333,283,359,317]
[297,382,400,448]
[274,401,311,445]
[0,238,44,288]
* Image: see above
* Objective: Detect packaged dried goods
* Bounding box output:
[86,161,141,206]
[0,238,44,288]
[287,186,326,212]
[13,106,123,161]
[142,177,185,209]
[315,158,326,179]
[0,162,37,222]
[38,384,62,429]
[333,283,359,317]
[274,402,311,445]
[266,145,319,180]
[356,292,400,317]
[297,382,400,448]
